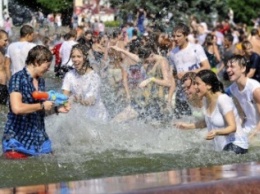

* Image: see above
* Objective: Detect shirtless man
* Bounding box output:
[0,30,9,104]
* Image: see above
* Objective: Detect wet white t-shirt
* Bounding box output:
[6,41,36,75]
[169,42,208,73]
[62,69,109,122]
[60,40,77,67]
[203,94,248,151]
[229,78,260,134]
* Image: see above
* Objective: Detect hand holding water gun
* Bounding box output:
[32,90,68,106]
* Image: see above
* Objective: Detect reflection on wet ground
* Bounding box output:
[1,162,260,194]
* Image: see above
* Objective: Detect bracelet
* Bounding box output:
[40,101,45,110]
[150,77,156,82]
[54,106,59,115]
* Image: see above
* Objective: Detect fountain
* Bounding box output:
[0,70,260,192]
[0,2,260,192]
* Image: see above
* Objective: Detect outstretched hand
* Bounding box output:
[139,78,152,88]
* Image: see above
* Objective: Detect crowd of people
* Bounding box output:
[1,11,260,158]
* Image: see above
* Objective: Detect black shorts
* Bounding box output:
[0,84,8,105]
[223,143,248,154]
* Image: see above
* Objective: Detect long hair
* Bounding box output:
[70,44,91,69]
[196,69,224,93]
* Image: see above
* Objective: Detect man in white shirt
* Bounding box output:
[5,25,36,80]
[226,55,260,140]
[59,29,78,68]
[169,23,210,118]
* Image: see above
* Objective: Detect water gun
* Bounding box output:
[32,90,68,106]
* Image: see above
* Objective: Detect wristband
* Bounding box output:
[54,106,59,115]
[40,101,44,110]
[150,77,156,82]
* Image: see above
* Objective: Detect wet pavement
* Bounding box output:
[1,161,260,194]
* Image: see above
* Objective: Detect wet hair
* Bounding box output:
[70,44,92,69]
[20,25,34,38]
[251,28,259,36]
[137,46,152,59]
[181,72,197,86]
[227,55,249,74]
[26,45,53,66]
[196,69,224,93]
[129,38,141,54]
[173,23,190,36]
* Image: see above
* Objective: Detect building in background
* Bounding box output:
[74,0,115,23]
[0,0,9,27]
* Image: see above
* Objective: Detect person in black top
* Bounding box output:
[242,40,260,82]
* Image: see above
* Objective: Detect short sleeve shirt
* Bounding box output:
[3,68,48,151]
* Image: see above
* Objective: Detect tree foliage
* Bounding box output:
[110,0,229,27]
[15,0,73,13]
[227,0,260,24]
[110,0,260,26]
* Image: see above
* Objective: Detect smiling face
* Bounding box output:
[35,61,51,77]
[71,48,84,71]
[226,60,246,82]
[195,76,209,98]
[182,78,197,100]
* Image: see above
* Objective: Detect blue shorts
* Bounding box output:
[2,138,52,156]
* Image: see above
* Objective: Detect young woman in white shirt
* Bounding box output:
[175,69,248,154]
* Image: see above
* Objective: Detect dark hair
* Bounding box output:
[227,55,249,74]
[251,28,259,36]
[84,30,93,36]
[77,36,87,45]
[20,25,34,38]
[203,33,214,47]
[70,44,91,68]
[241,40,252,51]
[224,33,234,43]
[26,45,53,66]
[137,46,152,59]
[196,69,224,93]
[173,23,190,36]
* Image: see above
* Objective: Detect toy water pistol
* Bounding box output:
[32,90,68,106]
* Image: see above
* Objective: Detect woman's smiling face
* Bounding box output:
[71,48,84,71]
[195,76,208,98]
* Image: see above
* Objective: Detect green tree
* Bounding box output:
[37,0,73,12]
[15,0,73,12]
[110,0,229,27]
[227,0,260,24]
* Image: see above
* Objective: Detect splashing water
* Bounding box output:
[1,46,260,189]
